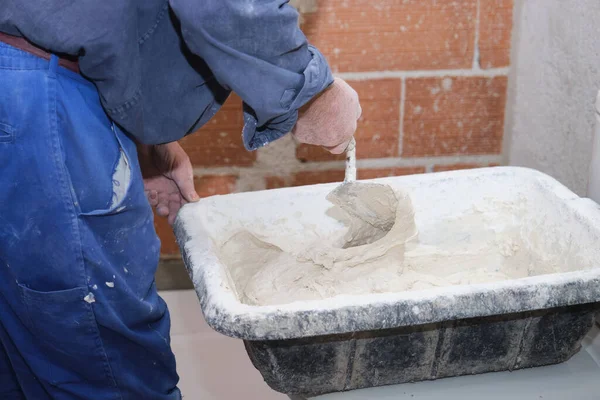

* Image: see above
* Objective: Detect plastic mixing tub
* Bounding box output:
[174,167,600,397]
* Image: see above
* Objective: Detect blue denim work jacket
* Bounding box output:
[0,0,333,149]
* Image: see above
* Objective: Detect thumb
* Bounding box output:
[171,165,200,203]
[323,138,353,154]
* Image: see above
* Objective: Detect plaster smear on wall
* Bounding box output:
[506,0,600,195]
[217,189,565,307]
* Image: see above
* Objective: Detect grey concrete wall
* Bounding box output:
[505,0,600,195]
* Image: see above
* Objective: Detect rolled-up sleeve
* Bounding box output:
[169,0,334,150]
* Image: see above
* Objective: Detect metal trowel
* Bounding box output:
[326,138,400,248]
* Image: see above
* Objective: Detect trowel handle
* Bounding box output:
[345,137,357,182]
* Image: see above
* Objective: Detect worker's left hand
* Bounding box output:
[138,141,200,225]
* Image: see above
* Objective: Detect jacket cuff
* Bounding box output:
[242,45,334,151]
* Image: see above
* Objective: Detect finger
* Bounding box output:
[157,191,169,206]
[324,138,353,155]
[156,192,170,217]
[169,192,181,204]
[146,190,159,207]
[171,161,199,203]
[156,204,169,217]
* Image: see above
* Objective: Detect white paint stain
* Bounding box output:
[84,293,96,303]
[124,267,129,273]
[92,284,98,290]
[106,282,115,288]
[442,77,453,91]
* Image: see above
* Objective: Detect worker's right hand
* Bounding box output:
[292,78,362,154]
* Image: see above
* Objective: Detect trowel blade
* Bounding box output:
[327,181,398,230]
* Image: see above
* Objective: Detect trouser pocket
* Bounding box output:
[56,75,134,216]
[0,122,15,143]
[18,284,118,391]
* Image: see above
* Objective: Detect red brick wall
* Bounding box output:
[156,0,513,256]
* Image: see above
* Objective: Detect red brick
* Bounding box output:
[402,76,507,157]
[290,167,426,187]
[303,0,476,72]
[296,79,401,162]
[433,163,499,172]
[265,176,287,190]
[358,166,425,179]
[292,170,345,186]
[479,0,513,69]
[154,211,180,255]
[195,175,238,197]
[180,94,256,167]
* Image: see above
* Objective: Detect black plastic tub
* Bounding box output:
[175,168,600,397]
[244,304,597,397]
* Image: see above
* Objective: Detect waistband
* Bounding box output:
[0,41,90,86]
[0,31,79,73]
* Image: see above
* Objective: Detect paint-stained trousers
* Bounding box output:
[0,42,181,399]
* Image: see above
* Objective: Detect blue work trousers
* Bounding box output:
[0,42,181,399]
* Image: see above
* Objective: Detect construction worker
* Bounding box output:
[0,1,360,398]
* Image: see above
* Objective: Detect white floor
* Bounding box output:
[162,290,600,400]
[161,290,287,400]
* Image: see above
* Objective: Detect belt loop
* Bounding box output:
[48,54,59,76]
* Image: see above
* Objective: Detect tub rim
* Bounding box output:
[175,166,600,341]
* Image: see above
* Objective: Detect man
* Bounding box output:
[0,1,360,399]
